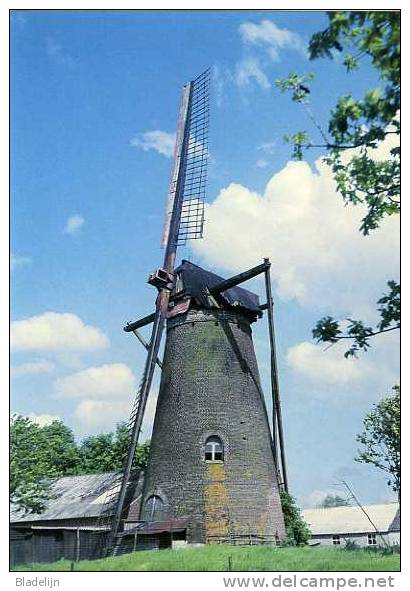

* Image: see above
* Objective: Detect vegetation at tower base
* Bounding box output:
[319,494,350,508]
[14,545,400,572]
[355,385,400,499]
[279,491,310,546]
[10,415,149,514]
[275,11,400,358]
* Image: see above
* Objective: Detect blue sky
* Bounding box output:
[10,10,400,508]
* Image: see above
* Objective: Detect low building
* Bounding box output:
[10,471,146,567]
[302,503,400,548]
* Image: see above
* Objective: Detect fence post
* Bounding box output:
[76,528,80,563]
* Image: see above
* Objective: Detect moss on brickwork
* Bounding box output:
[205,462,229,541]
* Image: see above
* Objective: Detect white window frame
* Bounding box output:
[205,436,224,462]
[332,535,341,545]
[367,532,378,546]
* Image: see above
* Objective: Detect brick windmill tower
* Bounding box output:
[105,70,287,551]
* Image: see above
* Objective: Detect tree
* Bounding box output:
[10,415,80,514]
[78,422,150,474]
[355,385,400,499]
[10,415,151,514]
[111,423,151,470]
[319,494,350,508]
[280,490,311,546]
[276,11,400,357]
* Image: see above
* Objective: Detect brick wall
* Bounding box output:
[140,307,285,543]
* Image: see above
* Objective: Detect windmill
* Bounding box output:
[103,69,288,554]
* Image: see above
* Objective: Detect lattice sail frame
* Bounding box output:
[161,69,210,248]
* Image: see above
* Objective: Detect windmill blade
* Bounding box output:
[161,68,210,250]
[177,69,210,245]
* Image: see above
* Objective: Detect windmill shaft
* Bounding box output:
[161,82,193,255]
[264,259,288,493]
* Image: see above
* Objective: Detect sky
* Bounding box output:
[10,9,400,509]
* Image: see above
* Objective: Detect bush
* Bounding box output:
[280,490,311,546]
[344,539,359,551]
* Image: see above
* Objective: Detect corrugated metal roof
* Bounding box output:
[173,260,261,318]
[10,471,144,523]
[124,518,189,536]
[302,503,400,535]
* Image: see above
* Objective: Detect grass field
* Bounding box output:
[14,545,400,572]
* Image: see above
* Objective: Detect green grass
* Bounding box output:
[14,545,400,572]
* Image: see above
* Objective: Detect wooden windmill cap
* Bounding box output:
[172,260,262,319]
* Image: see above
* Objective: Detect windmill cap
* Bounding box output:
[175,260,262,318]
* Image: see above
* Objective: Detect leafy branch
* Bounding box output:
[275,11,400,235]
[312,281,400,358]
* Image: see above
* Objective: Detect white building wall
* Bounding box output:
[311,532,392,548]
[387,532,400,546]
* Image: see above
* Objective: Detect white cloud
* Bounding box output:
[212,65,227,107]
[141,388,159,441]
[130,130,176,158]
[64,214,84,235]
[285,327,398,403]
[233,20,305,91]
[11,312,109,352]
[74,399,132,433]
[239,20,305,61]
[191,155,399,318]
[27,413,61,427]
[54,363,135,399]
[72,380,158,439]
[11,360,56,378]
[235,58,270,90]
[10,254,31,270]
[286,341,370,384]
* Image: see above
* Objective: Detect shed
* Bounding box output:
[10,471,145,567]
[302,503,400,547]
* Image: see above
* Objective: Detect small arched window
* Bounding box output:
[205,436,224,462]
[145,495,165,521]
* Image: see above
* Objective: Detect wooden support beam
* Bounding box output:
[131,329,163,369]
[209,261,270,295]
[123,313,156,332]
[263,257,289,493]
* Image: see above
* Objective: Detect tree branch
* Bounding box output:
[332,325,399,341]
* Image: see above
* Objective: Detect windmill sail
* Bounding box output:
[161,68,210,249]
